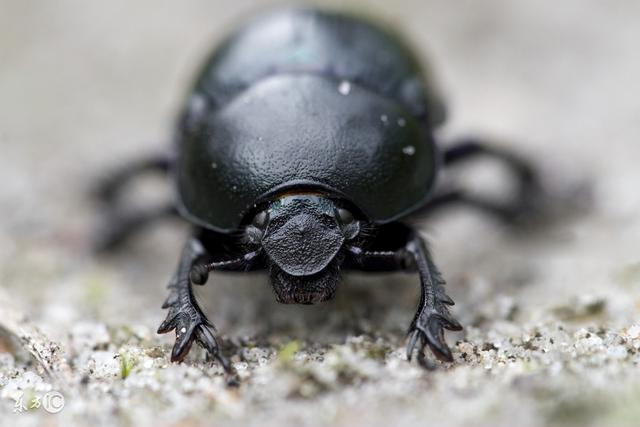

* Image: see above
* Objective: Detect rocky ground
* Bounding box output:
[1,1,639,426]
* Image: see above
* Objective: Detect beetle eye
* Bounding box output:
[252,210,269,228]
[336,208,355,225]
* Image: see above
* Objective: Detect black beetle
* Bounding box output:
[95,9,543,369]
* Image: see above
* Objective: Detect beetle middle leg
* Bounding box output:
[93,154,172,203]
[94,204,178,251]
[93,154,177,251]
[345,223,462,366]
[443,138,537,178]
[424,138,546,223]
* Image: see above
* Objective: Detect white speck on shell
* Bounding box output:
[338,80,351,95]
[402,145,416,156]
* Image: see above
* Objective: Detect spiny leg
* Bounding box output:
[404,233,462,363]
[158,235,260,368]
[158,237,228,367]
[346,227,461,364]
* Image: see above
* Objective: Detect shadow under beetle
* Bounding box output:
[95,9,545,369]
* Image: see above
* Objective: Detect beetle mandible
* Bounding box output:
[95,8,544,369]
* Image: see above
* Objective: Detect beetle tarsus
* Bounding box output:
[407,310,461,362]
[196,325,231,371]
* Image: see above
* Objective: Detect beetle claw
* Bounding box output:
[406,329,420,361]
[171,317,198,362]
[196,325,230,371]
[157,309,178,334]
[158,300,230,370]
[407,312,459,365]
[161,291,179,309]
[433,312,463,332]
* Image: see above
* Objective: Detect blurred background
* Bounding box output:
[1,1,639,427]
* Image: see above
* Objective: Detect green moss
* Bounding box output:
[365,343,390,360]
[119,350,136,379]
[277,340,300,363]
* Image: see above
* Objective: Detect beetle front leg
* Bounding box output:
[157,237,230,369]
[404,233,462,364]
[347,230,462,364]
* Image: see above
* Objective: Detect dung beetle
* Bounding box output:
[95,8,544,369]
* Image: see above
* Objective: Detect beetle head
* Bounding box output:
[247,194,360,304]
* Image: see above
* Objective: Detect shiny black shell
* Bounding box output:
[175,9,446,232]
